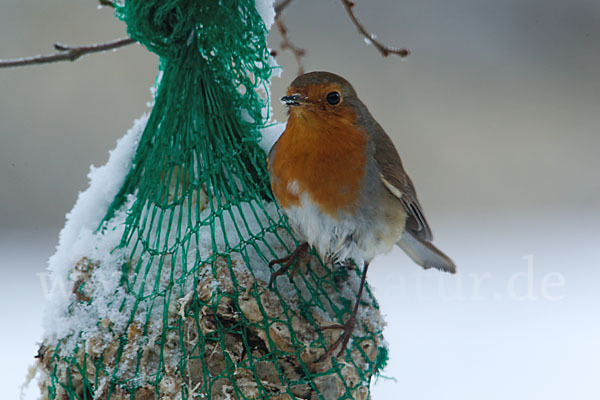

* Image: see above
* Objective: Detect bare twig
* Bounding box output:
[340,0,410,58]
[274,0,293,15]
[98,0,116,7]
[273,0,306,76]
[274,19,306,76]
[0,37,135,68]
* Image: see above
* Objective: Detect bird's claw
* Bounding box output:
[268,242,310,287]
[315,316,356,363]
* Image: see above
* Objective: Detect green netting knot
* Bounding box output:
[116,0,272,121]
[116,0,197,57]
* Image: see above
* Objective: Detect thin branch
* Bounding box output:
[273,0,305,76]
[274,19,306,76]
[274,0,293,15]
[340,0,410,58]
[0,37,135,68]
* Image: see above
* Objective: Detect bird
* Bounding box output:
[267,71,456,359]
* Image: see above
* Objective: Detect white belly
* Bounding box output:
[283,193,399,264]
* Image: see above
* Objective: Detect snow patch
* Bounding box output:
[254,0,276,30]
[43,115,147,341]
[259,122,286,153]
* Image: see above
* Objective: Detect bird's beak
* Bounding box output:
[281,94,304,107]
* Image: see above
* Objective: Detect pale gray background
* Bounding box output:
[1,0,599,398]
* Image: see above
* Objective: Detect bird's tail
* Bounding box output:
[397,230,456,273]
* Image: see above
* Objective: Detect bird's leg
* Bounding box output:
[268,242,310,287]
[317,261,370,362]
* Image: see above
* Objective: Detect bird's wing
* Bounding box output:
[372,123,433,241]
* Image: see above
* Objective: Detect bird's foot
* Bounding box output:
[316,261,371,362]
[268,242,310,287]
[316,315,357,362]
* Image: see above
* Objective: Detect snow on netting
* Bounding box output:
[35,1,387,399]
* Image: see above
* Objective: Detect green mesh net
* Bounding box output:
[36,1,387,399]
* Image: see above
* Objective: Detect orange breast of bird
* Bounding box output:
[270,108,369,217]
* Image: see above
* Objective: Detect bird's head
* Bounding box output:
[281,71,364,125]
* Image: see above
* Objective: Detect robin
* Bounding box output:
[267,71,456,359]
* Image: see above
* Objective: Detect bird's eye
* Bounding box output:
[326,91,341,105]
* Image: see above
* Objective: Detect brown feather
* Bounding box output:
[371,123,433,241]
